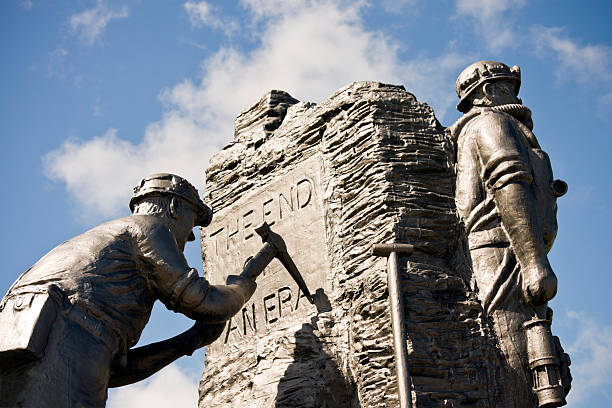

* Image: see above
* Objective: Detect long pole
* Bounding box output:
[372,243,414,408]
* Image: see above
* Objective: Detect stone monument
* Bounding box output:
[199,82,494,407]
[0,60,571,408]
[198,74,570,406]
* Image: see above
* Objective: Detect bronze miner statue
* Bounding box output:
[451,61,572,407]
[0,173,277,407]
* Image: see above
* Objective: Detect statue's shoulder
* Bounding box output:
[86,215,167,240]
[116,215,172,240]
[450,110,482,141]
[451,108,516,141]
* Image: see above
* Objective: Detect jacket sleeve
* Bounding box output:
[471,113,557,305]
[138,224,256,323]
[473,112,533,192]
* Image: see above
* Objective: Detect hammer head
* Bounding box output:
[254,222,287,254]
[255,222,314,304]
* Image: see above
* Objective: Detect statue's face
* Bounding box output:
[484,80,521,106]
[174,202,198,250]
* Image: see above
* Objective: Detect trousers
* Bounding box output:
[470,244,539,408]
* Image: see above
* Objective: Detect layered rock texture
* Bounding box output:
[198,82,506,407]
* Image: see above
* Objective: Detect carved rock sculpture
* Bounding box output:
[198,82,516,407]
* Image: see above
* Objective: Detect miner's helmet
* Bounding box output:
[456,60,521,113]
[130,173,213,227]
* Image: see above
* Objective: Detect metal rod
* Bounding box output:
[372,243,414,408]
[387,251,413,408]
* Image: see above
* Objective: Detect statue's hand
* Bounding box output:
[522,264,557,305]
[183,321,225,356]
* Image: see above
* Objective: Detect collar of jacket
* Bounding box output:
[449,104,533,142]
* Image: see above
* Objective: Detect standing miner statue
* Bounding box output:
[451,61,572,407]
[0,173,277,407]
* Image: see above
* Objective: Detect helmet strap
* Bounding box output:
[169,197,180,220]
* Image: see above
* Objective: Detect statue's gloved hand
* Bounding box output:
[522,264,557,305]
[226,274,257,301]
[183,321,226,356]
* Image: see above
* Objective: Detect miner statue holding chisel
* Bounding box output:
[0,173,311,408]
[451,61,572,407]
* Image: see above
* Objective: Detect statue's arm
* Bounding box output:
[140,224,275,322]
[168,241,277,322]
[108,321,225,388]
[107,225,276,387]
[474,114,557,305]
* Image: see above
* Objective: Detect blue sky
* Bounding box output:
[1,0,611,406]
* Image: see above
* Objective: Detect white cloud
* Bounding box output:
[184,0,400,118]
[46,0,466,219]
[381,0,418,14]
[452,2,612,114]
[455,0,525,51]
[456,0,522,20]
[184,1,213,27]
[17,0,32,10]
[70,0,129,45]
[531,26,612,113]
[531,26,612,84]
[169,0,465,118]
[43,47,71,79]
[44,113,225,220]
[241,0,330,18]
[184,1,238,35]
[454,0,612,88]
[563,311,612,405]
[107,364,198,408]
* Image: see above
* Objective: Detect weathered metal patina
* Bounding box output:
[0,173,276,407]
[451,60,572,407]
